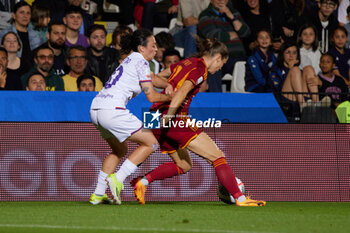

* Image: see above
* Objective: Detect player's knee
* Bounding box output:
[151,143,159,152]
[209,151,225,162]
[177,161,192,173]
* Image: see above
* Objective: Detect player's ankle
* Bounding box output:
[237,195,246,202]
[140,176,149,186]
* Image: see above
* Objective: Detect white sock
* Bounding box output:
[140,176,149,186]
[115,159,138,183]
[237,195,246,203]
[94,170,108,196]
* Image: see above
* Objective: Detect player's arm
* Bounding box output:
[141,81,172,103]
[150,69,173,95]
[163,80,194,124]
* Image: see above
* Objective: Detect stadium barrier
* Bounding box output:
[0,92,349,202]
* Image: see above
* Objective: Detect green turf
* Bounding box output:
[0,202,349,233]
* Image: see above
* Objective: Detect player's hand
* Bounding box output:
[164,84,173,96]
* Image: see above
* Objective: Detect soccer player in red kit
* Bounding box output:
[131,38,266,207]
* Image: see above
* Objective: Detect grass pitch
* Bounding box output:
[0,202,349,233]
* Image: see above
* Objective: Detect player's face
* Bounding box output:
[68,49,87,74]
[49,25,66,47]
[208,55,227,74]
[257,31,271,49]
[333,29,347,49]
[78,79,95,91]
[35,49,54,72]
[163,55,180,69]
[2,33,20,53]
[64,13,83,31]
[140,36,158,61]
[301,27,315,47]
[89,29,106,52]
[12,5,31,27]
[26,74,46,91]
[319,55,334,74]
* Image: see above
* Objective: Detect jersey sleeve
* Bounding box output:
[136,59,152,83]
[186,62,206,85]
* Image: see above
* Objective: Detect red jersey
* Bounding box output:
[151,57,207,114]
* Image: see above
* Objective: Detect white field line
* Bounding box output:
[0,224,279,233]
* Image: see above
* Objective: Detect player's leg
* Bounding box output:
[186,132,266,206]
[132,149,192,204]
[107,128,159,204]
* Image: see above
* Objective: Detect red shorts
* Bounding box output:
[152,116,202,153]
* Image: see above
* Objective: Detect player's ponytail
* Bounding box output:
[120,29,153,55]
[194,37,229,60]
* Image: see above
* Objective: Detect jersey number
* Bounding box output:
[104,66,123,89]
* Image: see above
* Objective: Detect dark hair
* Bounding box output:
[194,37,229,60]
[1,31,21,50]
[0,47,8,56]
[276,41,300,68]
[111,25,133,47]
[120,28,153,54]
[64,5,83,17]
[321,52,335,63]
[155,31,175,50]
[77,74,95,88]
[67,45,87,58]
[297,23,319,51]
[27,72,46,86]
[12,1,30,13]
[320,0,338,4]
[347,5,350,15]
[87,24,107,38]
[31,5,50,29]
[34,45,54,57]
[331,25,348,39]
[48,21,66,33]
[239,0,269,18]
[162,49,181,62]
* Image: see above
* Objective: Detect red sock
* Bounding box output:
[146,162,184,183]
[213,157,243,199]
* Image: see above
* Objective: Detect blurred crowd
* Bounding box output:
[0,0,349,116]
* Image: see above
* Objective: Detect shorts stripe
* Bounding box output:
[115,107,126,110]
[131,124,143,135]
[181,134,198,149]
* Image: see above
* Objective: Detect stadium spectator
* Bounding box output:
[21,45,64,91]
[198,0,250,92]
[169,0,210,58]
[63,5,89,48]
[77,73,95,91]
[138,0,178,31]
[110,25,133,63]
[162,48,180,69]
[30,4,50,44]
[318,53,348,107]
[89,29,173,205]
[47,0,94,36]
[85,24,119,85]
[336,0,349,26]
[270,0,306,42]
[63,45,103,91]
[130,38,266,207]
[306,0,339,53]
[152,31,175,72]
[101,0,134,26]
[245,30,276,92]
[328,26,350,86]
[238,0,271,55]
[269,41,320,109]
[297,23,322,75]
[36,22,68,76]
[0,2,42,65]
[343,6,350,48]
[1,32,30,84]
[26,72,46,91]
